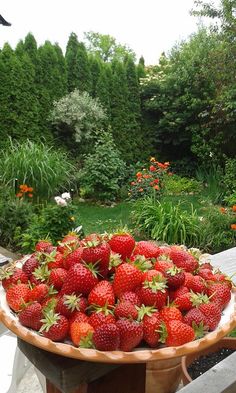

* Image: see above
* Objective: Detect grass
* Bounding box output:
[74,201,134,235]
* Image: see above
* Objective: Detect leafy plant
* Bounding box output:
[164,174,203,195]
[224,192,236,207]
[223,158,236,195]
[0,139,76,201]
[195,164,225,204]
[79,129,126,201]
[132,197,201,246]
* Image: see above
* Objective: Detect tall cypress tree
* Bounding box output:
[89,55,102,97]
[95,63,111,125]
[76,42,92,93]
[65,32,79,92]
[137,56,146,79]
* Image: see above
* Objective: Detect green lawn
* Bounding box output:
[74,201,134,235]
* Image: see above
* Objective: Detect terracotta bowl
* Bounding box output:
[181,336,236,385]
[0,259,236,364]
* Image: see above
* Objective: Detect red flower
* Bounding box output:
[149,165,156,172]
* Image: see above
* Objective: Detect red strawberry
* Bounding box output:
[170,248,198,272]
[29,283,49,303]
[6,283,30,312]
[183,308,209,329]
[174,292,193,311]
[88,280,115,307]
[143,269,164,282]
[63,247,83,270]
[198,268,215,281]
[108,232,135,261]
[93,323,120,351]
[49,268,68,290]
[35,240,53,252]
[169,285,189,301]
[198,302,221,331]
[46,251,63,270]
[61,263,98,296]
[82,239,111,277]
[89,310,116,330]
[56,294,86,318]
[70,321,94,347]
[18,302,43,331]
[185,275,207,294]
[154,257,174,273]
[1,267,28,290]
[57,233,80,254]
[159,306,183,323]
[69,311,89,325]
[207,282,231,309]
[114,301,138,320]
[133,241,160,259]
[22,256,39,277]
[164,320,195,346]
[116,319,143,351]
[113,263,144,297]
[40,311,69,341]
[164,266,185,289]
[119,291,141,306]
[138,276,168,309]
[143,311,162,348]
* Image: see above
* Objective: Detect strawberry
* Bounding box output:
[1,267,28,290]
[93,323,120,351]
[207,282,231,309]
[108,232,135,261]
[61,263,98,296]
[159,305,183,323]
[113,262,144,297]
[88,280,115,307]
[133,241,160,259]
[198,268,215,281]
[116,319,143,351]
[174,292,193,311]
[185,275,207,294]
[18,302,43,331]
[170,248,198,272]
[143,311,162,348]
[49,268,68,290]
[35,240,53,253]
[69,311,90,325]
[154,257,174,273]
[70,321,94,347]
[183,308,209,329]
[138,276,168,309]
[169,285,189,301]
[82,238,111,277]
[29,283,49,303]
[56,294,86,318]
[40,311,69,341]
[22,256,39,277]
[198,302,221,331]
[114,301,138,320]
[6,283,30,312]
[46,251,64,270]
[63,247,83,270]
[89,309,116,330]
[143,269,164,282]
[164,266,185,289]
[108,251,123,273]
[119,291,141,306]
[163,320,195,347]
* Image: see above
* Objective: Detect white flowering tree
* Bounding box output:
[50,89,107,148]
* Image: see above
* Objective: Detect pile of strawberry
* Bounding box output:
[0,232,233,352]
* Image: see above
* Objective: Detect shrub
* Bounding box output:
[128,158,170,200]
[17,197,82,254]
[164,174,203,195]
[79,130,126,201]
[223,158,236,195]
[132,197,201,246]
[0,139,76,201]
[224,192,236,207]
[198,204,236,253]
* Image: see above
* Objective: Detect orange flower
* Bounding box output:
[153,185,159,190]
[232,205,236,212]
[157,162,166,169]
[220,207,227,214]
[27,187,34,192]
[143,174,151,179]
[153,178,159,184]
[16,192,23,198]
[136,172,142,178]
[131,181,136,186]
[28,194,33,198]
[19,184,28,192]
[230,224,236,230]
[164,162,170,166]
[149,165,156,172]
[138,188,144,192]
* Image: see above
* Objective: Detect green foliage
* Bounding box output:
[50,89,107,150]
[17,202,80,254]
[65,32,79,92]
[164,174,203,195]
[223,158,236,195]
[76,42,92,93]
[79,129,126,201]
[84,31,136,62]
[196,164,225,204]
[224,192,236,207]
[132,197,201,246]
[0,197,34,250]
[0,139,76,201]
[198,203,236,253]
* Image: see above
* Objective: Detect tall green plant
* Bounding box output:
[132,197,201,246]
[0,139,76,201]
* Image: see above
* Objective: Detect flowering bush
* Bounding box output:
[16,184,34,199]
[128,158,170,200]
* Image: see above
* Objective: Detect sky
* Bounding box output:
[1,0,213,65]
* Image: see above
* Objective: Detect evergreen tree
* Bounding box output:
[65,32,79,92]
[95,63,111,124]
[89,55,102,97]
[137,56,146,79]
[76,42,92,93]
